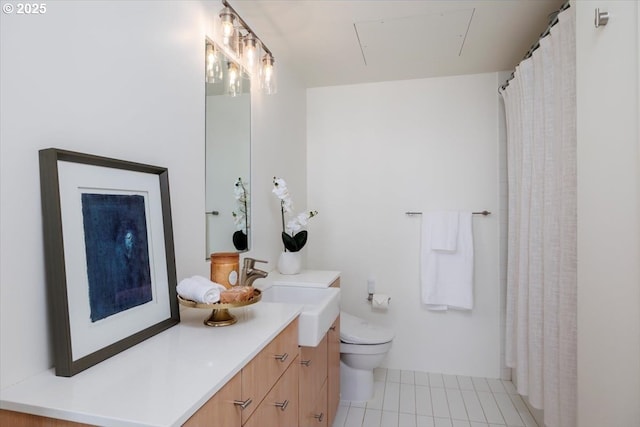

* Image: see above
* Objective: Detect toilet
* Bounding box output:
[339,311,394,402]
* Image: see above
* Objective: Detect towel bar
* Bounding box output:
[405,210,491,216]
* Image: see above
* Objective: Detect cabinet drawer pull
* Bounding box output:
[274,399,289,411]
[329,326,336,331]
[274,353,288,362]
[314,412,324,422]
[300,359,312,367]
[233,397,252,410]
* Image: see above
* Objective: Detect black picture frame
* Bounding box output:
[39,148,180,377]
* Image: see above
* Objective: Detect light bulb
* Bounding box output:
[263,63,273,83]
[260,53,276,94]
[227,62,242,97]
[229,63,238,85]
[242,34,259,73]
[206,44,215,83]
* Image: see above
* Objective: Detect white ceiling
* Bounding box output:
[229,0,566,88]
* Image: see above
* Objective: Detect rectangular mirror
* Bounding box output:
[205,38,251,257]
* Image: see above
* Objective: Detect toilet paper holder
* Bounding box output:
[367,293,391,304]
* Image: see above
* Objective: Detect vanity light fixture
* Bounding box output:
[217,0,277,95]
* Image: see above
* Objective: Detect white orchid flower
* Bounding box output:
[281,197,293,213]
[296,212,309,226]
[273,177,293,212]
[234,180,246,201]
[272,178,289,199]
[286,218,302,234]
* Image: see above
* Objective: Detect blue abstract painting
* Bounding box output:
[81,194,153,322]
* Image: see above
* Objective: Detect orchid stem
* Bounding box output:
[280,201,287,252]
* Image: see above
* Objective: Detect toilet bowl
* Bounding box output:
[339,311,394,402]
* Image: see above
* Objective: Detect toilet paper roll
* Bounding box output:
[371,293,391,309]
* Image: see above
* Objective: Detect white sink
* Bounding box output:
[261,286,340,347]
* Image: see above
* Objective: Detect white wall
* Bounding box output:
[0,0,307,389]
[576,1,640,426]
[307,73,503,377]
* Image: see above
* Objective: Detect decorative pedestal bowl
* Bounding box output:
[177,289,261,327]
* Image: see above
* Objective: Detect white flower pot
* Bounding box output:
[277,251,302,275]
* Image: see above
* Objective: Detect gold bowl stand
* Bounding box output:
[177,289,261,327]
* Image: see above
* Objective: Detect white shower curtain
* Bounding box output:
[501,5,576,427]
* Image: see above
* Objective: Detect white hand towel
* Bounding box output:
[421,212,474,310]
[177,276,226,304]
[428,211,459,251]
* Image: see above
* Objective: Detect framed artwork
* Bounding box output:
[39,148,180,377]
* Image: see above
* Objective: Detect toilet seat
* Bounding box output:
[340,311,394,345]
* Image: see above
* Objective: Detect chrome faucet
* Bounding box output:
[241,257,268,286]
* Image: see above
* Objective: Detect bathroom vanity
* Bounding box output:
[0,272,343,427]
[0,303,302,426]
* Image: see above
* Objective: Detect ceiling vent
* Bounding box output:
[354,8,475,67]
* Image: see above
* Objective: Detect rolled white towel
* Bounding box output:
[191,275,227,290]
[177,276,226,304]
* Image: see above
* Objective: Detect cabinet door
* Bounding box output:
[327,316,340,427]
[243,358,299,427]
[299,334,328,399]
[183,371,242,427]
[299,334,328,426]
[241,318,298,423]
[299,379,328,427]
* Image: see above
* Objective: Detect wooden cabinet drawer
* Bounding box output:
[299,379,327,427]
[0,410,93,427]
[299,334,328,402]
[243,358,299,427]
[183,371,242,427]
[241,318,298,423]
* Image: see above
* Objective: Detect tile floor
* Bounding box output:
[332,368,538,427]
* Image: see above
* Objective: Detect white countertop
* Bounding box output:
[264,270,340,288]
[0,302,301,427]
